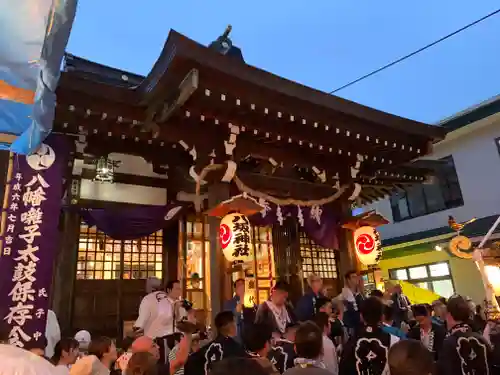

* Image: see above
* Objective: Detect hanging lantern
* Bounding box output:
[219,212,253,263]
[244,278,256,308]
[94,157,118,183]
[353,226,382,266]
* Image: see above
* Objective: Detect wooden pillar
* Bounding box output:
[207,183,231,324]
[51,209,80,335]
[336,202,359,292]
[163,221,179,282]
[51,142,80,334]
[337,231,358,272]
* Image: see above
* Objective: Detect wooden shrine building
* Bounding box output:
[35,28,445,338]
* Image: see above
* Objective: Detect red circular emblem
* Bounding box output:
[219,224,232,249]
[356,233,375,255]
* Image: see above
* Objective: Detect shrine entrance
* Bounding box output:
[70,214,340,337]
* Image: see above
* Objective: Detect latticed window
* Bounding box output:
[77,222,163,280]
[180,218,211,313]
[251,226,276,304]
[180,220,276,311]
[299,232,338,279]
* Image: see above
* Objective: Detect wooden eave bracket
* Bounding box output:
[158,69,199,123]
[143,69,199,136]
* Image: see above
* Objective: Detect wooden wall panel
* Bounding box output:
[73,280,120,338]
[164,222,179,281]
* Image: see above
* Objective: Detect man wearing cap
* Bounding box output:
[294,274,324,322]
[74,330,92,357]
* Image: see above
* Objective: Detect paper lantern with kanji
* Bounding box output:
[219,213,254,263]
[244,278,257,308]
[353,226,382,266]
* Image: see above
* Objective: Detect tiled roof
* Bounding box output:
[439,95,500,132]
[382,214,500,247]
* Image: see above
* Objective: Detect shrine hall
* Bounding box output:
[0,27,446,339]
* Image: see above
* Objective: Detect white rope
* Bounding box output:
[194,163,350,208]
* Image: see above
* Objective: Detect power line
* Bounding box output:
[329,8,500,94]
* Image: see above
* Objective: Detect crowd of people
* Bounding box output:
[1,272,499,375]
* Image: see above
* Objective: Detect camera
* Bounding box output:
[181,299,193,311]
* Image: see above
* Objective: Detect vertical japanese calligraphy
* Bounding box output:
[219,213,253,263]
[0,135,69,347]
[244,278,256,308]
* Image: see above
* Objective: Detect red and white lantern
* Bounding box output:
[219,213,254,263]
[353,226,382,266]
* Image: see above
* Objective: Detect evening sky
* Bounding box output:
[67,0,500,124]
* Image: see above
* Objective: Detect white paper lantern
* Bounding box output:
[219,213,254,263]
[353,226,382,266]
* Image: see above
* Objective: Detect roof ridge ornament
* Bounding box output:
[209,25,245,62]
[209,25,233,55]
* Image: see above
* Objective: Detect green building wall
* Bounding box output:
[378,246,486,304]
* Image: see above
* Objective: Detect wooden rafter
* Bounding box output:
[54,83,435,182]
[188,83,429,158]
[54,106,435,188]
[155,31,444,139]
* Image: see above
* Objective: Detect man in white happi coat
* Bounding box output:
[134,278,186,365]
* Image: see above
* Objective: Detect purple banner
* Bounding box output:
[79,203,186,240]
[0,134,69,347]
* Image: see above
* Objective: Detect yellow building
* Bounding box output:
[360,98,500,305]
[379,243,485,304]
[364,216,500,305]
